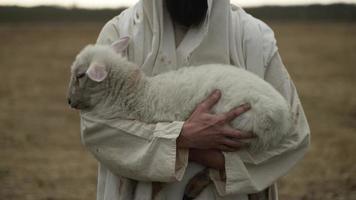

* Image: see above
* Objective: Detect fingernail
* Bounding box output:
[244,103,251,109]
[214,90,221,96]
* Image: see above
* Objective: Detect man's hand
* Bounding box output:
[177,90,255,152]
[189,149,226,170]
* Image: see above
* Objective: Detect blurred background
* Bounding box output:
[0,0,355,200]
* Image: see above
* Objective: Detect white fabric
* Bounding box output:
[80,0,310,199]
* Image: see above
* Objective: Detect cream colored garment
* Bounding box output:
[80,0,310,199]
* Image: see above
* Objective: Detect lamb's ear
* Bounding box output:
[111,36,130,55]
[86,63,108,82]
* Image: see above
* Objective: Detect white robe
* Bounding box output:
[80,0,310,199]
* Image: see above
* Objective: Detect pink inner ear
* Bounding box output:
[86,63,108,82]
[111,36,130,54]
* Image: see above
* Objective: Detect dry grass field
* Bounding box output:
[0,21,355,200]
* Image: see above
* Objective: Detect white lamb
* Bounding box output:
[67,38,292,198]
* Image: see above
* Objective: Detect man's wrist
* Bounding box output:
[189,149,226,170]
[176,122,192,149]
[177,134,189,149]
[188,148,198,162]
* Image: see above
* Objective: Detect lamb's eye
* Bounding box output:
[76,73,86,79]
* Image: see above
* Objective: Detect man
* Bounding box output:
[80,0,310,199]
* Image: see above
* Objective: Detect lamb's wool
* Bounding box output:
[69,44,292,152]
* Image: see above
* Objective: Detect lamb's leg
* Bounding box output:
[183,168,211,200]
[152,182,164,199]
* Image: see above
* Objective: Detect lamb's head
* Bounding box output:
[67,37,130,110]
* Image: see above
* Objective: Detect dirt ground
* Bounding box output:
[0,21,355,200]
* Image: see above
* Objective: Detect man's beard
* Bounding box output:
[165,0,208,27]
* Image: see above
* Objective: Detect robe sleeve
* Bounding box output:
[80,19,189,182]
[209,52,311,195]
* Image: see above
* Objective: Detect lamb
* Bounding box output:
[67,37,293,199]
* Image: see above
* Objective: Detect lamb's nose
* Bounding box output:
[67,98,71,105]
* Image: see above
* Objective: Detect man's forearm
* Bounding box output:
[189,149,225,170]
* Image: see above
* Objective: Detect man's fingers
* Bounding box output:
[238,131,256,139]
[221,138,249,150]
[217,145,238,152]
[220,127,256,140]
[224,103,251,122]
[197,90,221,111]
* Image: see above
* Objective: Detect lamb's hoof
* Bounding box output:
[183,168,211,200]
